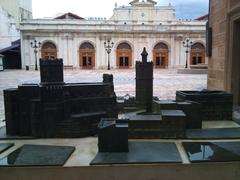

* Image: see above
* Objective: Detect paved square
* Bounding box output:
[0,69,207,126]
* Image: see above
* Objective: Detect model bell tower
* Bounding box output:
[135,47,153,112]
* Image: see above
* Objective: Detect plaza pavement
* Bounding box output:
[0,69,207,126]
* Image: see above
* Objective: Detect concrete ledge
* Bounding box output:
[0,162,239,180]
[177,68,208,74]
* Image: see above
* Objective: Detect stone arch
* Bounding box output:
[191,40,206,48]
[116,42,133,68]
[190,42,206,65]
[78,40,96,51]
[114,40,134,52]
[152,42,169,68]
[79,41,95,69]
[41,41,57,60]
[152,40,171,51]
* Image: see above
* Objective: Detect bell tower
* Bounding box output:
[135,47,153,112]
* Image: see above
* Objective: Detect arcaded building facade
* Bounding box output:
[20,0,207,69]
[207,0,240,105]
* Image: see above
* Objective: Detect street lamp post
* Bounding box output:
[104,40,114,70]
[30,40,41,71]
[182,38,193,69]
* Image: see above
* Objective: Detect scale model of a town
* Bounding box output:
[1,48,239,167]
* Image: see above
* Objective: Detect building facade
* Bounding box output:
[0,0,32,28]
[207,0,240,105]
[0,0,32,49]
[0,6,19,49]
[20,0,207,69]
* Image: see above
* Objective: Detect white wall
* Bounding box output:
[110,5,176,22]
[0,6,20,49]
[19,0,32,12]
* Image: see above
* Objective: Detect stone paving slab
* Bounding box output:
[0,143,14,154]
[0,144,75,166]
[183,142,240,163]
[90,141,182,165]
[1,138,240,167]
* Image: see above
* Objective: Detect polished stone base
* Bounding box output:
[183,142,240,163]
[90,141,181,165]
[186,128,240,139]
[0,143,14,154]
[0,144,75,166]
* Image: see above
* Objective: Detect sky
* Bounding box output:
[32,0,209,20]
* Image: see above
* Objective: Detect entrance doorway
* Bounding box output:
[41,42,57,60]
[190,43,206,65]
[79,42,95,69]
[153,42,169,68]
[116,43,132,69]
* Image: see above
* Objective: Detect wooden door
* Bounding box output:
[41,42,57,60]
[79,48,95,69]
[190,49,205,65]
[153,49,168,68]
[116,49,132,69]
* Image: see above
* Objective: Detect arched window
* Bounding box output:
[153,42,169,68]
[79,42,95,69]
[41,42,57,60]
[116,42,132,68]
[190,43,205,65]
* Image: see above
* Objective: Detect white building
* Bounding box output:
[20,0,207,69]
[0,0,32,28]
[0,0,32,49]
[0,6,19,49]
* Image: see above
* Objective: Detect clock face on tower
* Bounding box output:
[141,13,145,17]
